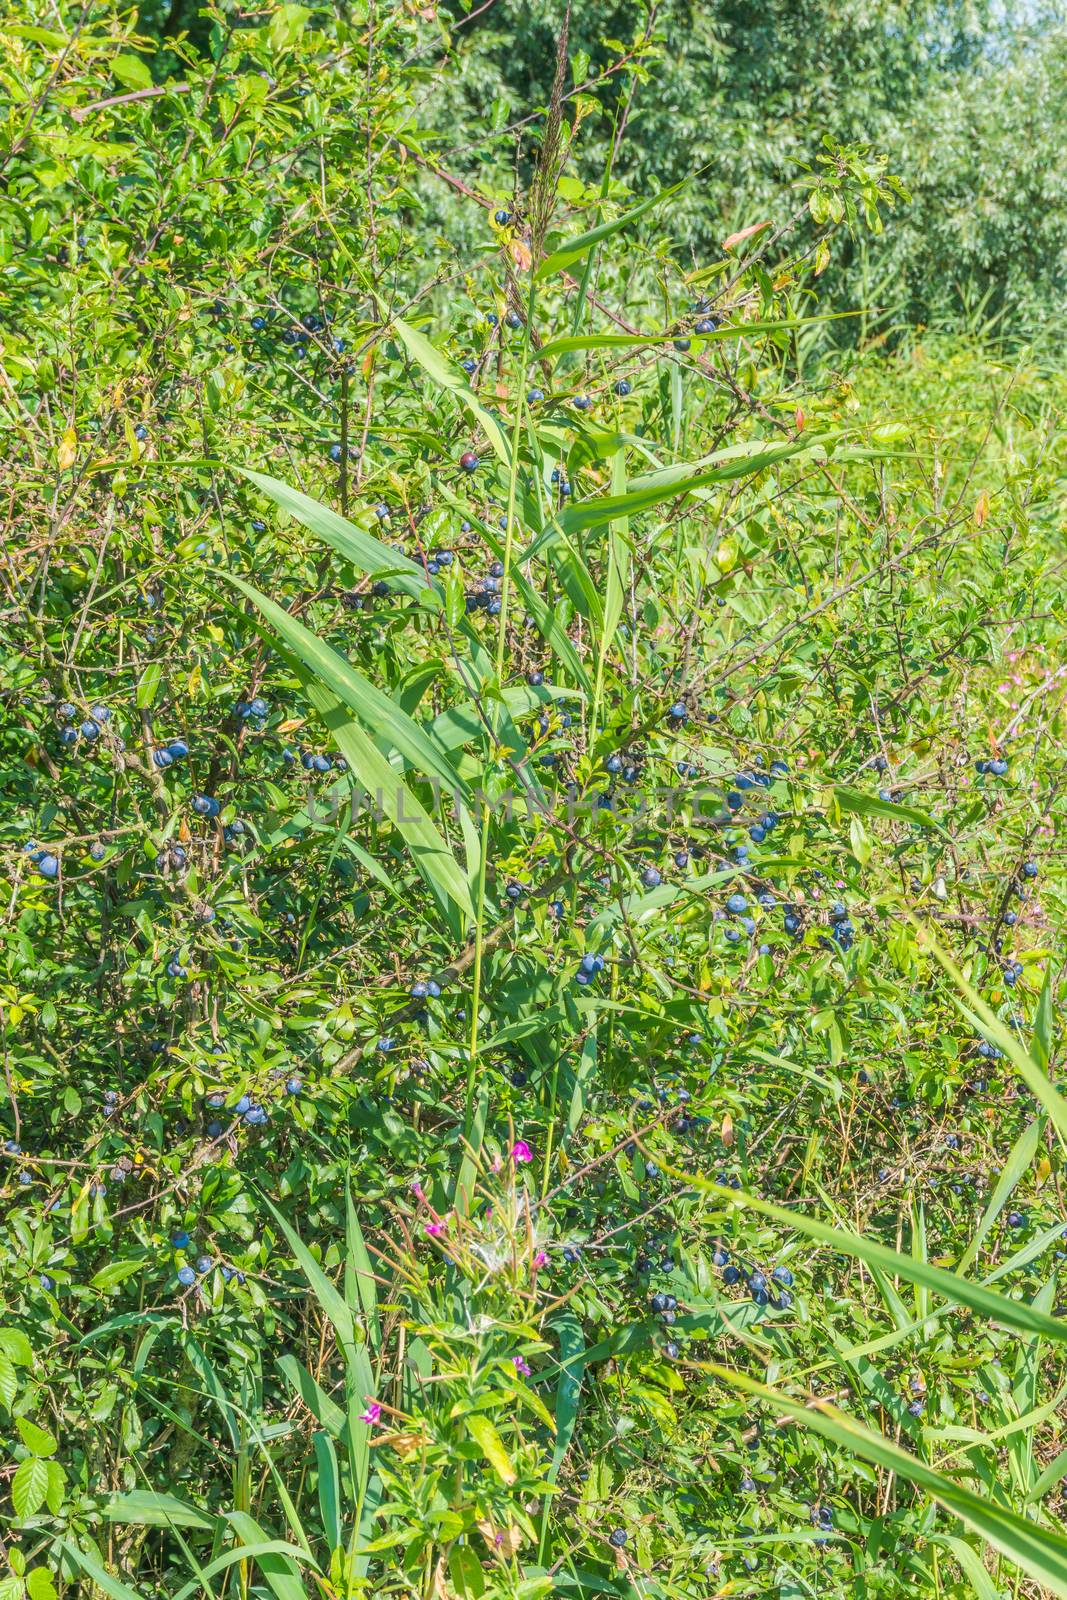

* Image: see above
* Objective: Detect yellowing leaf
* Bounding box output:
[57,428,77,470]
[465,1412,515,1483]
[509,237,532,272]
[721,1111,734,1146]
[974,490,989,527]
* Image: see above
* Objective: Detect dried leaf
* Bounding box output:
[722,221,771,251]
[721,1111,734,1146]
[476,1519,523,1558]
[509,237,532,272]
[973,490,989,527]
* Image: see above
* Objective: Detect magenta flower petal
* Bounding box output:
[511,1139,534,1164]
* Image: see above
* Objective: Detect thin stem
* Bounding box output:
[464,282,536,1130]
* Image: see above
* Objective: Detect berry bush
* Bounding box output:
[1,6,1066,1600]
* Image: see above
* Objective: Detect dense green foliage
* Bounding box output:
[2,5,1067,1600]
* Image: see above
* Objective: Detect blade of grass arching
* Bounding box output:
[664,1164,1067,1346]
[171,1543,322,1600]
[550,435,829,541]
[703,1363,1067,1600]
[249,1431,317,1563]
[345,1186,381,1350]
[927,1534,1003,1600]
[913,920,1067,1149]
[99,1491,218,1530]
[227,1510,309,1600]
[254,1188,356,1355]
[809,1217,1067,1377]
[866,1261,913,1333]
[392,316,513,469]
[834,785,948,836]
[1029,1443,1067,1504]
[534,175,692,281]
[314,1431,342,1553]
[185,1336,241,1452]
[278,1354,347,1438]
[294,663,474,927]
[537,311,861,359]
[224,575,472,800]
[58,1541,153,1600]
[235,468,430,600]
[957,1117,1042,1275]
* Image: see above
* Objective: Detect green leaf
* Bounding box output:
[234,469,430,599]
[464,1412,516,1484]
[278,1354,347,1438]
[535,177,691,281]
[253,1189,356,1354]
[916,922,1067,1149]
[957,1118,1042,1275]
[835,785,946,835]
[16,1417,56,1457]
[100,1491,217,1530]
[227,1511,311,1600]
[224,573,470,799]
[0,1329,32,1365]
[543,436,829,543]
[57,1543,147,1600]
[12,1456,49,1518]
[548,1314,584,1480]
[392,317,512,468]
[449,1544,486,1599]
[708,1363,1067,1600]
[313,1431,342,1550]
[0,1353,17,1408]
[26,1568,58,1600]
[111,53,152,90]
[292,664,474,923]
[672,1164,1067,1346]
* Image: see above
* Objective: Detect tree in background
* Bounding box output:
[436,0,1067,337]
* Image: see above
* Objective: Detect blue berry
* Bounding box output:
[177,1265,197,1287]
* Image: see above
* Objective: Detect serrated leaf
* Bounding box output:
[16,1417,57,1457]
[12,1456,49,1518]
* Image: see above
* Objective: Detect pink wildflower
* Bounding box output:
[511,1139,533,1164]
[426,1217,446,1237]
[513,1354,532,1376]
[360,1401,382,1425]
